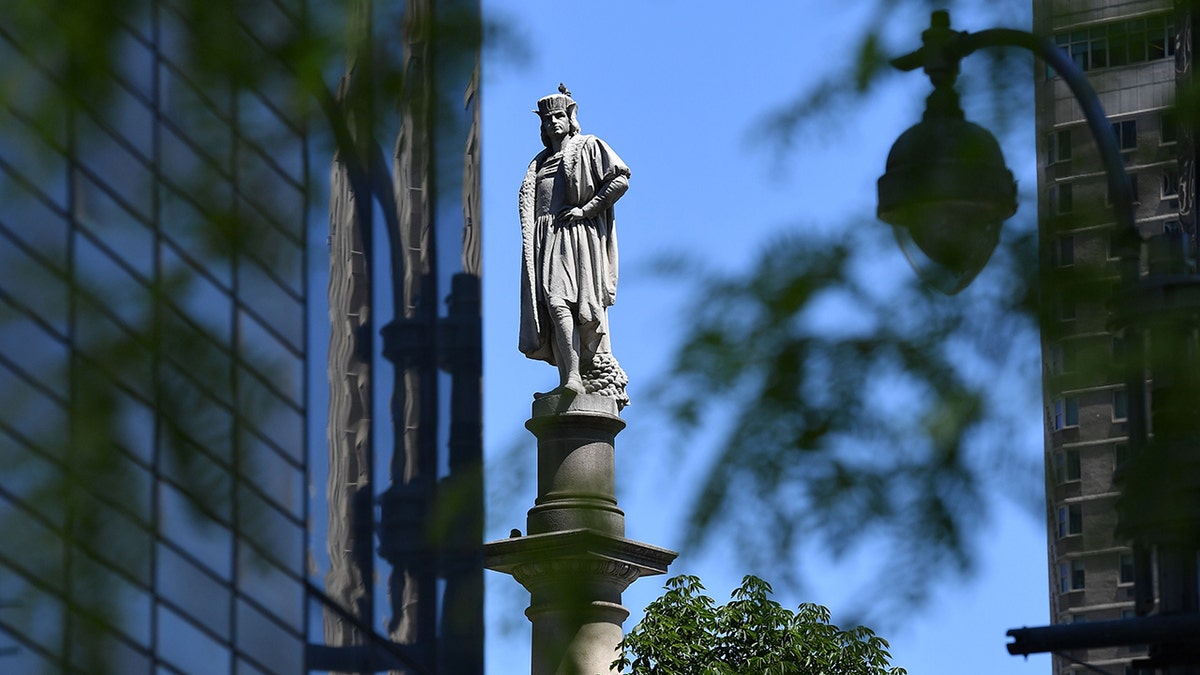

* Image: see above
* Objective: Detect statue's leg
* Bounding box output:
[576,312,629,408]
[549,300,585,395]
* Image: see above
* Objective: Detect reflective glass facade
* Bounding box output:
[1,0,482,672]
[0,1,310,672]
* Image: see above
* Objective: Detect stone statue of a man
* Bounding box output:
[518,84,630,408]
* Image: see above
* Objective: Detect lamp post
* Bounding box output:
[879,10,1200,671]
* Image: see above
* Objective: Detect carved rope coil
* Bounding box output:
[583,353,629,408]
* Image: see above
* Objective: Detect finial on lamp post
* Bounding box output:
[877,10,1017,294]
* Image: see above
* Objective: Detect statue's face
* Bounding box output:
[542,109,570,141]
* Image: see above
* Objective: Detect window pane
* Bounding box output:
[1114,443,1130,471]
[156,604,232,675]
[236,598,303,675]
[1119,553,1134,583]
[1059,236,1074,266]
[1071,559,1086,589]
[1051,130,1080,164]
[1109,24,1129,66]
[1090,36,1108,68]
[1112,120,1136,150]
[1071,42,1088,70]
[1163,169,1179,197]
[1150,31,1167,59]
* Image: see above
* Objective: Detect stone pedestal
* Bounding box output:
[485,393,676,675]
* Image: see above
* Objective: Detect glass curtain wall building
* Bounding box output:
[0,0,481,672]
[0,1,311,672]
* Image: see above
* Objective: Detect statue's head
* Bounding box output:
[535,84,580,147]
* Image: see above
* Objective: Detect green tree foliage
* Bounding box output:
[616,575,906,675]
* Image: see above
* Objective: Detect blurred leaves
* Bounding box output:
[0,0,316,670]
[650,0,1056,622]
[616,574,907,674]
[0,259,290,672]
[754,0,1031,154]
[653,218,1042,618]
[0,0,503,668]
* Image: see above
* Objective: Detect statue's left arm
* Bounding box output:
[580,174,628,219]
[579,136,630,218]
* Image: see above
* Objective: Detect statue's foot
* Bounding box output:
[533,378,585,399]
[564,377,585,396]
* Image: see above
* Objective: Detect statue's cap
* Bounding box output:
[534,83,576,116]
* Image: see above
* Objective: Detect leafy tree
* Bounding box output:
[616,575,906,675]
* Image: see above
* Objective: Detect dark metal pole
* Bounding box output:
[1007,613,1200,654]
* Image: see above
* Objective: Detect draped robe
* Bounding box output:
[518,133,629,365]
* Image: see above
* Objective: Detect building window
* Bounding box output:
[1162,168,1179,198]
[1056,449,1082,483]
[1049,129,1072,163]
[1053,397,1079,430]
[1115,442,1130,472]
[1050,183,1074,215]
[1106,229,1122,260]
[1112,119,1137,152]
[1113,388,1128,421]
[1057,236,1075,267]
[1147,15,1174,59]
[1049,343,1076,374]
[1059,504,1083,537]
[1120,553,1135,584]
[1054,15,1175,73]
[1162,110,1178,145]
[1060,559,1086,591]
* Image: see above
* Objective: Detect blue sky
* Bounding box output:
[480,1,1050,672]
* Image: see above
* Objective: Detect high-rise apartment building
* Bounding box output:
[1034,2,1185,674]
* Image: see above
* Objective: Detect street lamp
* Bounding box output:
[877,12,1016,294]
[878,9,1200,667]
[878,10,1138,293]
